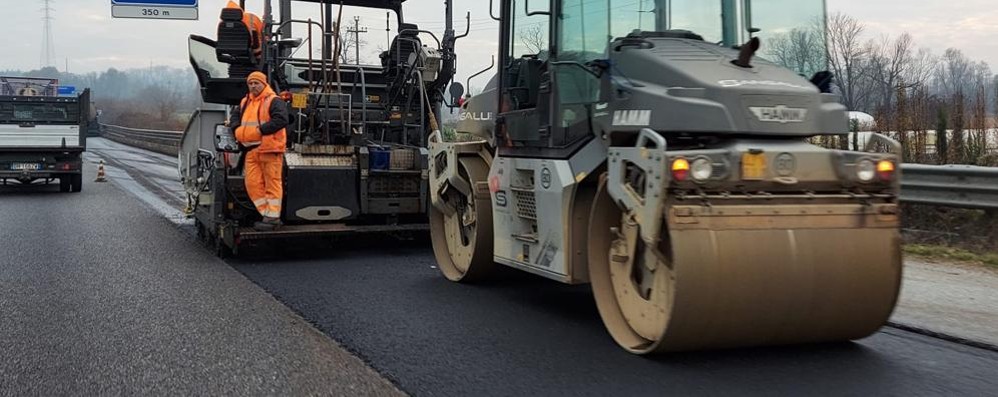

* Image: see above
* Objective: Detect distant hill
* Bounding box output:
[1,66,198,101]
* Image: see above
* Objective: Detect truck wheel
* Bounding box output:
[212,234,233,259]
[60,177,72,192]
[195,219,207,242]
[70,174,83,193]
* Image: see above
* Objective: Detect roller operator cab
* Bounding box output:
[180,0,463,256]
[429,0,903,354]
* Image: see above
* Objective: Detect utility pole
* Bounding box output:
[385,12,391,50]
[40,0,56,69]
[347,16,368,65]
[638,0,644,30]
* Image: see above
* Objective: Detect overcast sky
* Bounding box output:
[4,0,998,87]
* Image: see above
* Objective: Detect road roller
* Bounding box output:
[428,0,903,354]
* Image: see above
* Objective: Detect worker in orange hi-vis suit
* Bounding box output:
[229,71,289,231]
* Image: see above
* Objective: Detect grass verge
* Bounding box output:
[904,244,998,269]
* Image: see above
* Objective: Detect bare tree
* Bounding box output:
[935,48,972,98]
[906,48,937,90]
[864,33,923,109]
[139,84,182,124]
[766,26,825,77]
[967,83,989,164]
[950,91,966,164]
[826,12,866,110]
[519,24,547,55]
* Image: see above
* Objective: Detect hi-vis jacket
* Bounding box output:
[230,87,289,153]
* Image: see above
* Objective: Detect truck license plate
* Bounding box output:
[741,153,766,180]
[12,163,41,171]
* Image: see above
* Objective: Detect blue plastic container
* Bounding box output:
[370,149,391,170]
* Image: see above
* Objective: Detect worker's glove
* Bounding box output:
[238,143,256,153]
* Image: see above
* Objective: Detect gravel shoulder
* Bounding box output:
[892,257,998,347]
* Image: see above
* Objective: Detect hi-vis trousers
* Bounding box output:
[244,150,284,219]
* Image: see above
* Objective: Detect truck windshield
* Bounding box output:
[553,0,827,108]
[749,0,828,77]
[0,101,79,124]
[601,0,827,74]
[607,0,725,44]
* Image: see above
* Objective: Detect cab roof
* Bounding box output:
[291,0,404,10]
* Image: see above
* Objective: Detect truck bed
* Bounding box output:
[0,124,83,148]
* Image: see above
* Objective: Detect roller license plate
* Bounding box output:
[741,153,766,180]
[12,163,41,171]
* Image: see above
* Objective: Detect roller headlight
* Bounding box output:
[690,158,713,182]
[856,159,876,182]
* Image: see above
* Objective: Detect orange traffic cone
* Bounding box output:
[95,160,107,183]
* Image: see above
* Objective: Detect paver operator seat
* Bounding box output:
[216,1,264,78]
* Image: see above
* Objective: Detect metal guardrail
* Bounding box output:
[901,164,998,210]
[98,124,998,210]
[99,124,182,156]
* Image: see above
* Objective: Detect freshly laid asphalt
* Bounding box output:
[2,138,997,395]
[230,240,998,396]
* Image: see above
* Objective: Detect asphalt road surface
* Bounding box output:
[2,137,996,395]
[231,243,998,396]
[0,157,400,395]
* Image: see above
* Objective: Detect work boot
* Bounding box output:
[253,217,281,232]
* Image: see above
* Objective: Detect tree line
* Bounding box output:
[1,66,200,131]
[767,13,997,166]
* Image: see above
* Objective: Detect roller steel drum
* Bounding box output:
[589,179,902,354]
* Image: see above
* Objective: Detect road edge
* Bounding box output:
[887,322,998,353]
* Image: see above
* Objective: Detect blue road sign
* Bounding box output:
[112,0,197,5]
[57,86,76,96]
[111,0,198,20]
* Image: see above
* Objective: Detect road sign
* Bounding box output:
[57,86,76,96]
[112,0,197,5]
[111,0,198,21]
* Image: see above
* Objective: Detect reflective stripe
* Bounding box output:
[263,210,281,218]
[243,121,261,127]
[267,199,281,206]
[243,141,262,146]
[253,199,267,208]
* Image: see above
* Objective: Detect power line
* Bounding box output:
[40,0,56,69]
[347,16,368,65]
